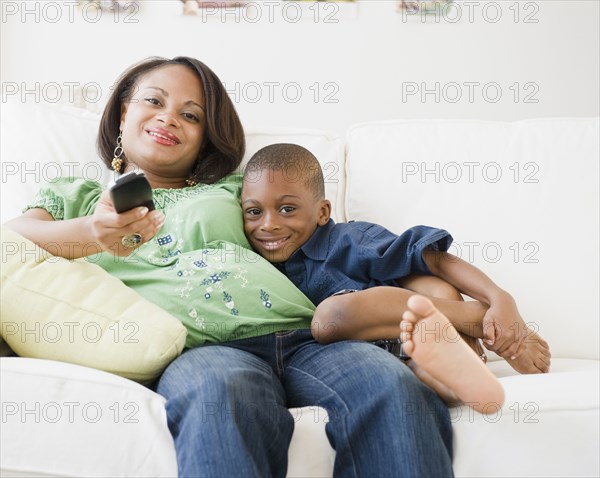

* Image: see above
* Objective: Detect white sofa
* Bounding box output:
[1,102,598,478]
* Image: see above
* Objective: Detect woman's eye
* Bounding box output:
[145,97,161,105]
[183,112,199,122]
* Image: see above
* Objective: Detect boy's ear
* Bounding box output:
[317,199,332,226]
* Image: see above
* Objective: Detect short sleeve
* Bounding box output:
[217,173,243,200]
[24,178,103,220]
[358,223,453,281]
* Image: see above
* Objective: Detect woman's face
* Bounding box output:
[119,64,206,186]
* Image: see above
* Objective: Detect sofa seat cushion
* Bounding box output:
[0,357,178,478]
[453,359,600,478]
[0,357,336,478]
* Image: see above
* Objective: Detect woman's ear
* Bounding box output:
[318,200,332,226]
[119,102,129,131]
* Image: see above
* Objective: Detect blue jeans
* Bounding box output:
[157,329,454,478]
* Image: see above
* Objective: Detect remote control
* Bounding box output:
[109,171,155,214]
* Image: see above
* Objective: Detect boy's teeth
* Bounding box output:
[265,239,285,246]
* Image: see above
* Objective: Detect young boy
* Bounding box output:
[241,143,550,412]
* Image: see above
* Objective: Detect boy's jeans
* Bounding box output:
[157,329,454,478]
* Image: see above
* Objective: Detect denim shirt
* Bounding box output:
[274,219,453,305]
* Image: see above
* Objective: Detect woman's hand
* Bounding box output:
[91,190,165,256]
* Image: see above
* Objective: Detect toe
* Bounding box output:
[406,295,437,318]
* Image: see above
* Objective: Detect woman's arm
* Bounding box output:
[5,191,164,259]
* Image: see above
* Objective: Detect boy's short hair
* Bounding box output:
[244,143,325,199]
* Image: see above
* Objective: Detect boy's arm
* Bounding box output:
[422,249,528,359]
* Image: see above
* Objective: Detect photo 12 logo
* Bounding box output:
[2,81,103,104]
[400,161,540,184]
[401,82,540,105]
[1,1,139,24]
[2,401,140,424]
[223,81,340,104]
[398,1,540,24]
[183,0,342,23]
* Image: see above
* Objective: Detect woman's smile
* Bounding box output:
[146,127,181,145]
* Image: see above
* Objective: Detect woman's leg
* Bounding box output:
[284,336,454,477]
[157,345,294,478]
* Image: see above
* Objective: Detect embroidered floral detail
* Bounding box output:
[26,191,65,220]
[157,234,173,246]
[260,289,272,309]
[199,272,230,286]
[194,316,205,329]
[204,286,213,300]
[175,281,193,298]
[223,292,239,316]
[151,183,213,211]
[233,268,249,288]
[176,269,195,277]
[189,309,205,329]
[193,260,207,268]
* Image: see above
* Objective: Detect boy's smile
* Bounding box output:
[242,169,330,263]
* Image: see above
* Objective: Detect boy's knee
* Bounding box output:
[428,280,462,301]
[311,297,346,343]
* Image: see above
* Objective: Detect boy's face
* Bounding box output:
[242,168,331,263]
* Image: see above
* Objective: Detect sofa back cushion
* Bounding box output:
[1,102,345,222]
[242,129,345,222]
[345,118,599,360]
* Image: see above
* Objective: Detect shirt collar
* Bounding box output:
[294,218,335,261]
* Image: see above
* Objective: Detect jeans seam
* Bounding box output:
[286,365,358,478]
[275,334,284,378]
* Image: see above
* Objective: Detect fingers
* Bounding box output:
[92,205,165,256]
[481,319,496,347]
[123,209,164,239]
[482,330,495,347]
[113,211,164,255]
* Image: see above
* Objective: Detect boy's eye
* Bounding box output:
[245,208,261,216]
[280,206,295,214]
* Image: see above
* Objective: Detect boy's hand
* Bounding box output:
[481,292,526,359]
[482,291,551,373]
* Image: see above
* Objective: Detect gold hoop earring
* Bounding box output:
[111,133,124,173]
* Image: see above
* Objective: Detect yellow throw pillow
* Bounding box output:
[0,227,187,383]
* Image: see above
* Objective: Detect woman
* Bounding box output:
[6,56,454,477]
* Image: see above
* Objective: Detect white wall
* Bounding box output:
[1,0,598,135]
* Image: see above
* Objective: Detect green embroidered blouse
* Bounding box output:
[26,175,315,348]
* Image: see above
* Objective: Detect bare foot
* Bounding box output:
[400,295,505,414]
[494,330,551,374]
[408,333,487,406]
[405,359,462,407]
